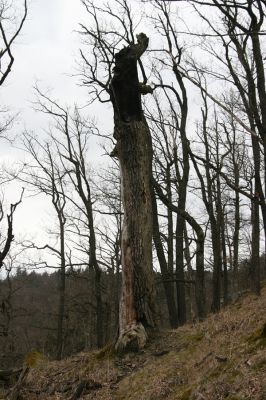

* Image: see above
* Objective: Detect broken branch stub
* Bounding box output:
[110,34,156,353]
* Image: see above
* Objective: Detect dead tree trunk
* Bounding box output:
[110,34,156,352]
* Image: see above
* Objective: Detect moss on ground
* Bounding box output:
[246,322,266,350]
[94,343,115,360]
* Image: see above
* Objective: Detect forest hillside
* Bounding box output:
[2,283,266,400]
[0,1,266,399]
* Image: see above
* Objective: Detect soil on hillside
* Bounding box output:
[1,285,266,400]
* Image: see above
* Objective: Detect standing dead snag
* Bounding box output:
[110,33,156,352]
[0,189,24,270]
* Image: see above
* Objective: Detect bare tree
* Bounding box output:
[0,0,27,87]
[93,164,122,342]
[110,34,157,351]
[18,132,68,360]
[0,0,27,268]
[148,0,202,323]
[79,0,159,351]
[0,190,24,271]
[29,88,108,348]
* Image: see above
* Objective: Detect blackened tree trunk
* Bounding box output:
[172,75,190,326]
[184,224,195,319]
[251,195,260,296]
[110,34,156,352]
[56,215,66,360]
[88,204,103,348]
[191,114,222,312]
[221,207,229,305]
[153,179,206,320]
[175,215,187,324]
[151,188,178,328]
[233,163,240,294]
[166,164,175,291]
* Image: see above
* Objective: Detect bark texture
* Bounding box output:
[110,34,156,352]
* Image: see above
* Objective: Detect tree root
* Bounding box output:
[115,323,147,353]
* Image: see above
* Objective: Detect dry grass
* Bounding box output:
[2,285,266,400]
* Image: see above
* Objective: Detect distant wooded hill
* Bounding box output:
[1,255,265,369]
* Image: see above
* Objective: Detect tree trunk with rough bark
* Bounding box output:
[110,34,156,352]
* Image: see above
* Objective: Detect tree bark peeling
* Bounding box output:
[110,34,156,352]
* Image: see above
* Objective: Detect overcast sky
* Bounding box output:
[1,0,87,129]
[0,0,101,248]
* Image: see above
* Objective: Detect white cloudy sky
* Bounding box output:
[2,0,87,128]
[0,0,105,246]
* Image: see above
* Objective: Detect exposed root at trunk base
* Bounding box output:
[115,323,147,353]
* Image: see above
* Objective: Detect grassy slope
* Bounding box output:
[3,285,266,400]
